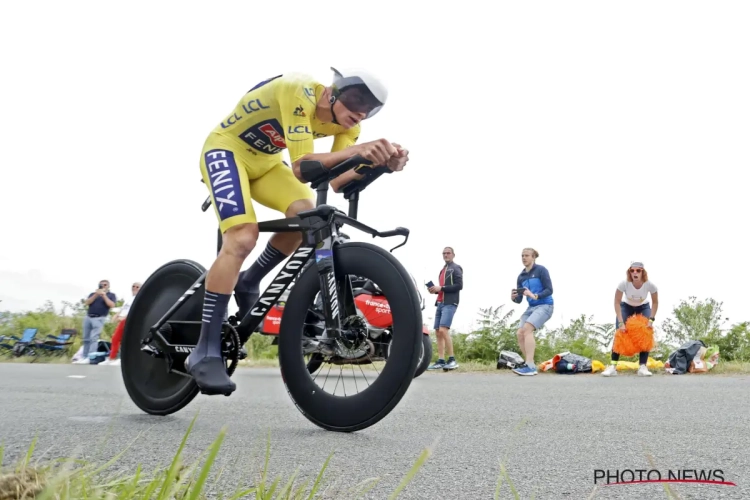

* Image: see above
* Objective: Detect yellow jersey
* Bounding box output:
[209,73,361,165]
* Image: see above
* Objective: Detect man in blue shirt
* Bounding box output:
[75,279,117,364]
[510,248,554,376]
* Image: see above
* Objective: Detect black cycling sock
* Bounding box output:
[235,241,286,294]
[193,290,231,360]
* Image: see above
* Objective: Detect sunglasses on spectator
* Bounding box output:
[629,268,643,273]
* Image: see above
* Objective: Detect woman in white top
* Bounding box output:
[602,261,659,377]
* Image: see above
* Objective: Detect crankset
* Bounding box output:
[140,322,241,378]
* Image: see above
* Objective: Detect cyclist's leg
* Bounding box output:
[188,139,261,394]
[234,161,314,318]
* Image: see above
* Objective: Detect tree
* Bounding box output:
[660,296,729,347]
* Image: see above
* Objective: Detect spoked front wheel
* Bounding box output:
[278,242,423,432]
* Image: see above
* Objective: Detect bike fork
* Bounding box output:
[314,234,344,342]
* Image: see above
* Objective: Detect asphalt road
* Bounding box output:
[0,363,747,499]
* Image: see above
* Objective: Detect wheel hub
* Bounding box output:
[340,315,367,350]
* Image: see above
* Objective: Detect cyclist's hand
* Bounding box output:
[356,139,397,166]
[387,143,409,172]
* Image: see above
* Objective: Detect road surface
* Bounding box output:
[0,363,747,499]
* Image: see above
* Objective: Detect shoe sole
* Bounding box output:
[442,366,459,371]
[513,370,537,376]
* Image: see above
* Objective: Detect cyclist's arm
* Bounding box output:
[329,125,364,192]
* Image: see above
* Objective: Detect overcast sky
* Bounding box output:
[1,1,748,334]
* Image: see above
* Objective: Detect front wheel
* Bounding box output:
[278,242,422,432]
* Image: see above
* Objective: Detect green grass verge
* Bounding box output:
[3,354,749,376]
[0,412,434,500]
[0,412,698,500]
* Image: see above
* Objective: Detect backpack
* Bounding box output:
[497,350,525,369]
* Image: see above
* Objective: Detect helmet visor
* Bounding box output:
[337,84,383,116]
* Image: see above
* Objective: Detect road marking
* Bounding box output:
[68,375,86,379]
[69,416,109,423]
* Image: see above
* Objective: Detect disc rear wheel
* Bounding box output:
[121,259,205,416]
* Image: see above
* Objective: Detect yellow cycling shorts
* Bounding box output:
[199,134,313,233]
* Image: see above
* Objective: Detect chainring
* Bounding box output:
[221,323,241,376]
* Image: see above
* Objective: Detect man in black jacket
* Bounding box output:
[427,247,463,371]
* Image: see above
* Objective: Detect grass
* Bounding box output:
[0,412,706,500]
[0,412,435,500]
[3,352,750,376]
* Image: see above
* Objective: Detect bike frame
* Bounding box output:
[142,158,408,360]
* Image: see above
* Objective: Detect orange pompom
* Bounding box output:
[613,314,654,357]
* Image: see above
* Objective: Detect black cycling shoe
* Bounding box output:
[234,290,259,321]
[185,356,236,396]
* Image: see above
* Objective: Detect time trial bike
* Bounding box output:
[120,155,424,432]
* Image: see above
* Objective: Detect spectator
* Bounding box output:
[100,281,141,366]
[510,248,554,376]
[602,261,659,377]
[426,247,463,371]
[74,279,117,365]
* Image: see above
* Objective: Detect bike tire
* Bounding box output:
[278,242,422,432]
[413,334,433,379]
[121,259,204,416]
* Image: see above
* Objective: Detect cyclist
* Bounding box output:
[187,67,410,395]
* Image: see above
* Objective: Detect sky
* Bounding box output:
[1,1,748,334]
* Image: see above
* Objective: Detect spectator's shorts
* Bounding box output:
[434,303,457,329]
[520,304,554,330]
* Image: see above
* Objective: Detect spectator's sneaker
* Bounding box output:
[427,359,446,371]
[637,365,652,377]
[99,359,115,366]
[73,358,90,365]
[443,358,459,371]
[512,365,537,376]
[602,365,618,377]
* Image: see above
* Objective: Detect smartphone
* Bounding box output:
[426,281,434,288]
[98,284,104,289]
[515,287,526,294]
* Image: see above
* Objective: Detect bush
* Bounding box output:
[3,295,748,366]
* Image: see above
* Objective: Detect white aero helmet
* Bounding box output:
[330,66,388,119]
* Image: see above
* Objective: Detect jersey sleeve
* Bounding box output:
[276,77,315,164]
[331,123,360,152]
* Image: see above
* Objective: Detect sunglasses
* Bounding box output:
[629,268,643,273]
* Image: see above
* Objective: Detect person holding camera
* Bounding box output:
[510,248,554,376]
[75,279,117,365]
[100,281,141,366]
[426,246,463,371]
